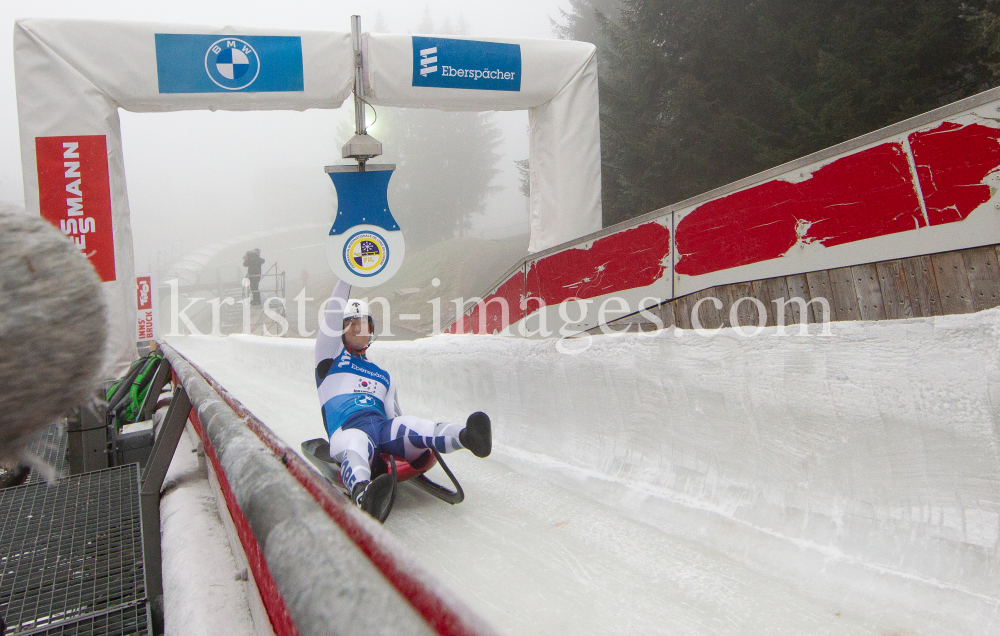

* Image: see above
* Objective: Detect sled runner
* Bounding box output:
[301,438,465,520]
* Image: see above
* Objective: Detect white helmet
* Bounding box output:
[343,298,376,350]
[344,298,370,321]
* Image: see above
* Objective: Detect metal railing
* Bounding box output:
[243,263,286,336]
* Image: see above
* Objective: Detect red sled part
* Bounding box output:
[379,450,435,482]
[300,439,464,508]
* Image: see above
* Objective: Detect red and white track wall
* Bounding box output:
[451,86,1000,336]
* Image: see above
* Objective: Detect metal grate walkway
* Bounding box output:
[25,420,69,485]
[0,465,148,635]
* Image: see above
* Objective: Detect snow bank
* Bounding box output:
[159,424,257,636]
[183,308,1000,598]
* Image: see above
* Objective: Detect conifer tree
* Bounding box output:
[557,0,999,226]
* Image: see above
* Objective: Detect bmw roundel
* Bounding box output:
[204,38,260,90]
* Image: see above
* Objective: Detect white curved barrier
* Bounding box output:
[172,308,1000,603]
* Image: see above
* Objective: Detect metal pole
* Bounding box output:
[140,385,192,635]
[351,15,366,171]
[339,15,381,167]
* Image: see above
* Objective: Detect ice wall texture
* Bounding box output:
[176,309,1000,600]
[375,315,1000,598]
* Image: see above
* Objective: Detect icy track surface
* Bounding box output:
[167,310,1000,635]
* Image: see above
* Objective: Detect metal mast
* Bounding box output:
[340,15,382,171]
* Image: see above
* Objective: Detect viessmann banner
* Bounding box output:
[35,135,116,282]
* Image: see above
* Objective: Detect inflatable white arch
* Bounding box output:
[14,18,602,373]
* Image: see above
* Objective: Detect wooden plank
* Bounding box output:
[901,255,942,317]
[805,270,837,323]
[931,251,975,315]
[691,287,725,330]
[750,279,776,327]
[875,260,913,320]
[633,300,666,332]
[852,263,887,321]
[728,282,760,330]
[828,266,861,322]
[962,245,1000,312]
[660,301,677,328]
[765,276,795,328]
[606,307,660,334]
[784,273,813,325]
[672,293,690,330]
[713,283,736,328]
[673,289,706,330]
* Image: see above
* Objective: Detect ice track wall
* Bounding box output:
[194,311,1000,599]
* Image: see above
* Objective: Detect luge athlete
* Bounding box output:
[315,279,491,519]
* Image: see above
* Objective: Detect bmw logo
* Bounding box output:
[204,38,260,90]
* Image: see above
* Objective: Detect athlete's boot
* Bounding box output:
[352,473,395,523]
[459,411,492,458]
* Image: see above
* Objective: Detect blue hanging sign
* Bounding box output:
[325,165,405,287]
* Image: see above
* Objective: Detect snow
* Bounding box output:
[165,308,1000,635]
[159,423,257,636]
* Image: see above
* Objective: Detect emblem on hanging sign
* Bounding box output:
[343,230,390,277]
[325,165,405,287]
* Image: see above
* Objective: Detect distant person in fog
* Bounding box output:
[243,248,264,305]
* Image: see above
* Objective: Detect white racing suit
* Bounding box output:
[315,280,465,492]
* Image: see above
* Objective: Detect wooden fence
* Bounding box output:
[597,244,1000,333]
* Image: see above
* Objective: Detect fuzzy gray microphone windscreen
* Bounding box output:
[0,209,107,462]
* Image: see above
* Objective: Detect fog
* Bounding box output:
[0,0,574,309]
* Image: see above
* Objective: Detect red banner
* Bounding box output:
[36,135,116,281]
[136,275,152,310]
[135,275,157,341]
